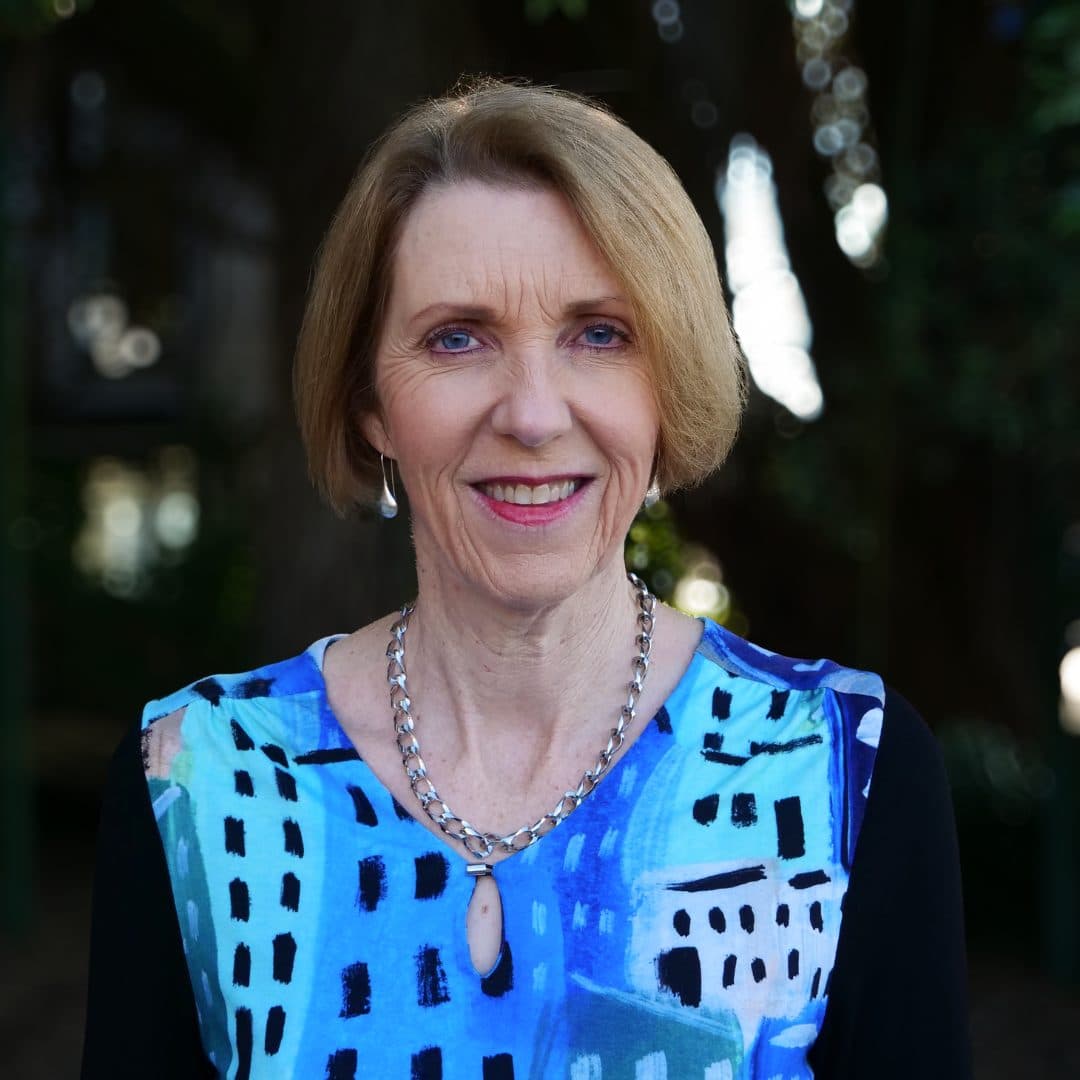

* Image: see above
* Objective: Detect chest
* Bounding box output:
[158,700,849,1079]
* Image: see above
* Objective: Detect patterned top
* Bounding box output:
[140,618,884,1080]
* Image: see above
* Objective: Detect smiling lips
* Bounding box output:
[474,477,588,525]
[478,478,581,506]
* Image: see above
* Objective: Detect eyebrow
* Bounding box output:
[405,296,631,329]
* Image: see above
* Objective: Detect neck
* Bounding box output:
[402,555,643,772]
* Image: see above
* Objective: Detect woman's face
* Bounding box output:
[364,181,659,610]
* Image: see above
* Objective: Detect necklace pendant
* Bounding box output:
[466,862,494,878]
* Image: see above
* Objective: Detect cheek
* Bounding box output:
[592,383,660,469]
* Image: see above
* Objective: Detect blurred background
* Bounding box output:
[1,0,1078,1075]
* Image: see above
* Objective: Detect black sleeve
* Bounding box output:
[81,722,216,1079]
[807,688,973,1079]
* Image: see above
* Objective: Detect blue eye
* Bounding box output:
[581,323,624,348]
[430,328,478,353]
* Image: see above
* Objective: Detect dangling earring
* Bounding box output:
[377,454,398,519]
[643,479,661,509]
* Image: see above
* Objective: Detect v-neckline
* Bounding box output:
[307,619,709,878]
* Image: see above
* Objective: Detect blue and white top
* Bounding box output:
[130,618,886,1079]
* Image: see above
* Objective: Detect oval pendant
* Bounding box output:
[465,871,504,975]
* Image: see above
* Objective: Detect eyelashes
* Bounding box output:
[422,321,633,357]
[425,327,482,354]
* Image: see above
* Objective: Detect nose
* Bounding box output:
[489,353,573,448]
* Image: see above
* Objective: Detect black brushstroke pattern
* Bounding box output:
[283,818,304,857]
[411,1047,443,1080]
[326,1049,358,1080]
[229,878,250,921]
[339,962,371,1017]
[750,734,824,755]
[415,946,450,1007]
[272,933,296,984]
[347,785,378,827]
[692,794,719,825]
[482,1054,515,1080]
[275,768,298,802]
[667,865,767,892]
[751,957,767,983]
[702,747,751,766]
[261,743,289,767]
[708,907,726,933]
[357,856,387,912]
[231,719,255,751]
[295,747,360,765]
[238,676,273,699]
[810,900,824,932]
[234,770,254,798]
[656,946,702,1007]
[788,949,800,979]
[712,687,732,720]
[414,852,449,900]
[264,1006,285,1055]
[673,909,691,937]
[224,817,245,856]
[767,689,790,719]
[776,903,790,927]
[774,796,806,860]
[193,678,224,706]
[281,872,301,912]
[233,944,251,987]
[731,792,757,827]
[235,1007,253,1080]
[789,869,831,889]
[739,904,755,933]
[722,954,737,988]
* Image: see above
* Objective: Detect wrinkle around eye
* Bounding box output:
[428,327,484,355]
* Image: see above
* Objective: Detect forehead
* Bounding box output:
[389,181,621,311]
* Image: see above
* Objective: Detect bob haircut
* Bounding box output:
[295,77,745,513]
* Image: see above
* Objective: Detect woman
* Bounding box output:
[83,80,970,1078]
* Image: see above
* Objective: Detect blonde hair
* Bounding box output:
[295,77,745,513]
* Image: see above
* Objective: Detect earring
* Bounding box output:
[643,479,661,509]
[377,454,398,519]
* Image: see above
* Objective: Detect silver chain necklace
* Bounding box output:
[386,572,656,872]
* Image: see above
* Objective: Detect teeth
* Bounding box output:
[481,480,579,505]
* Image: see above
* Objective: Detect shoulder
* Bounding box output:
[676,620,887,867]
[695,619,885,704]
[141,636,340,728]
[139,636,348,781]
[684,619,886,756]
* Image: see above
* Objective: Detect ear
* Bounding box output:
[359,410,394,459]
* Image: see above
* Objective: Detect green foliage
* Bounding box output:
[625,500,742,627]
[1028,1,1080,133]
[625,500,686,602]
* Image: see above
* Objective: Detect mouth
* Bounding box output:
[475,478,585,506]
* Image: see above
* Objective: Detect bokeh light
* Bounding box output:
[67,292,162,378]
[1060,647,1080,734]
[73,447,200,597]
[791,2,888,269]
[717,136,824,421]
